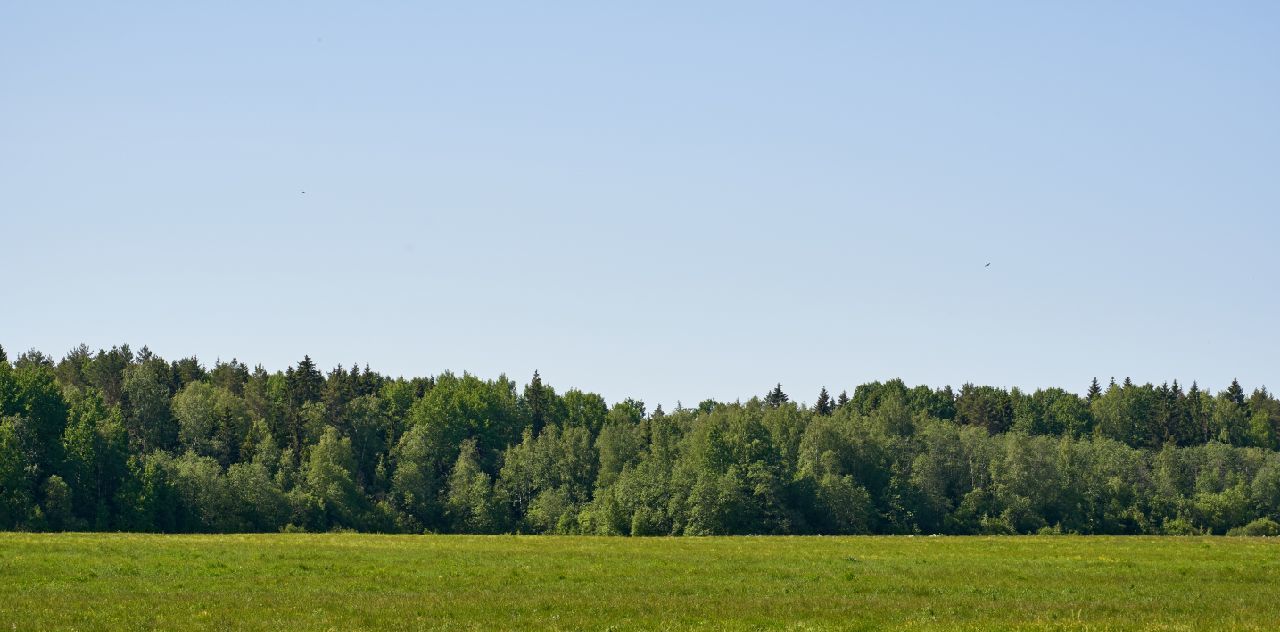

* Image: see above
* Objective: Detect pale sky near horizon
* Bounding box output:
[3,2,1278,408]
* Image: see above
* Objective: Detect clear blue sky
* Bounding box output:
[3,2,1278,407]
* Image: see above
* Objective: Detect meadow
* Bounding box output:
[1,534,1278,630]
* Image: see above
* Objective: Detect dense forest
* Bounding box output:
[3,343,1280,536]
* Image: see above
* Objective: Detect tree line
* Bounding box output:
[3,343,1280,536]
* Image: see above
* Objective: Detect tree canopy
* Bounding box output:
[1,344,1279,535]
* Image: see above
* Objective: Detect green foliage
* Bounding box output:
[406,372,521,478]
[40,475,73,531]
[123,359,176,453]
[340,395,393,492]
[956,383,1013,433]
[1012,388,1090,436]
[764,383,788,408]
[3,343,1280,535]
[11,362,67,476]
[1228,517,1280,536]
[172,382,251,466]
[226,461,287,531]
[1212,390,1251,446]
[814,387,833,416]
[390,422,442,532]
[1189,485,1253,535]
[561,389,608,434]
[306,427,367,530]
[445,439,508,533]
[593,419,643,489]
[0,416,37,529]
[521,370,565,434]
[498,424,596,530]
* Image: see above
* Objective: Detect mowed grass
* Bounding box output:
[1,534,1278,631]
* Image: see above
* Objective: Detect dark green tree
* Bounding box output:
[1186,382,1209,443]
[209,359,250,395]
[85,345,132,408]
[764,384,789,408]
[6,341,1280,537]
[1087,378,1102,403]
[169,356,206,391]
[0,415,37,528]
[54,345,93,390]
[521,370,564,434]
[955,384,1013,434]
[286,356,324,408]
[282,356,324,459]
[1226,379,1247,408]
[1165,380,1197,446]
[123,360,176,453]
[815,387,833,416]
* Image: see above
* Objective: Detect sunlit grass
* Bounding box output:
[1,534,1277,630]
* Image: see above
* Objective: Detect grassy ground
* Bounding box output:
[1,534,1277,630]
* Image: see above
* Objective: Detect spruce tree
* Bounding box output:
[765,383,789,408]
[815,387,833,416]
[283,356,324,462]
[287,356,324,407]
[1086,378,1102,403]
[837,390,849,410]
[524,370,547,433]
[1155,382,1173,444]
[323,364,358,429]
[1187,381,1207,442]
[1227,378,1247,408]
[1168,380,1193,445]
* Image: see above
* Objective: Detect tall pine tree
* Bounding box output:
[283,356,324,460]
[764,384,789,408]
[524,370,548,433]
[1187,381,1207,442]
[1086,378,1102,403]
[1226,378,1247,408]
[815,387,833,416]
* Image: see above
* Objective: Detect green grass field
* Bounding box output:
[1,534,1277,630]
